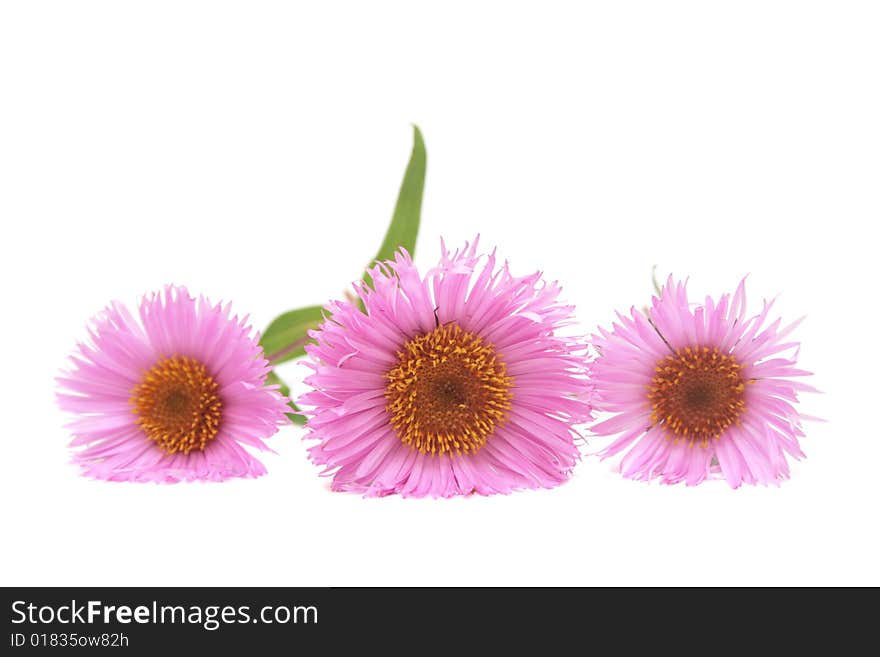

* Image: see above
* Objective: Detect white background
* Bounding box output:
[1,1,877,586]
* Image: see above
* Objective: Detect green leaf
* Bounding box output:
[286,408,307,425]
[259,127,426,364]
[265,370,290,397]
[265,370,307,425]
[260,305,325,365]
[364,124,427,288]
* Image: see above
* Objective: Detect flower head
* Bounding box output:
[57,286,290,482]
[591,276,816,487]
[299,238,592,497]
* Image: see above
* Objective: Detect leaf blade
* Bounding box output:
[259,305,325,365]
[364,124,427,286]
[265,370,291,398]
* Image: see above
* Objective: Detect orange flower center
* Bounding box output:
[384,324,513,456]
[131,356,222,455]
[648,346,749,447]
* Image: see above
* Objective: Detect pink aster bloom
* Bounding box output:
[299,238,592,497]
[57,286,290,482]
[591,276,816,488]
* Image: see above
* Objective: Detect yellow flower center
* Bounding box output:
[131,356,222,455]
[648,346,750,447]
[384,324,513,456]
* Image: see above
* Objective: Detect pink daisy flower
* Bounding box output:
[57,286,290,482]
[299,238,592,497]
[591,276,816,487]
